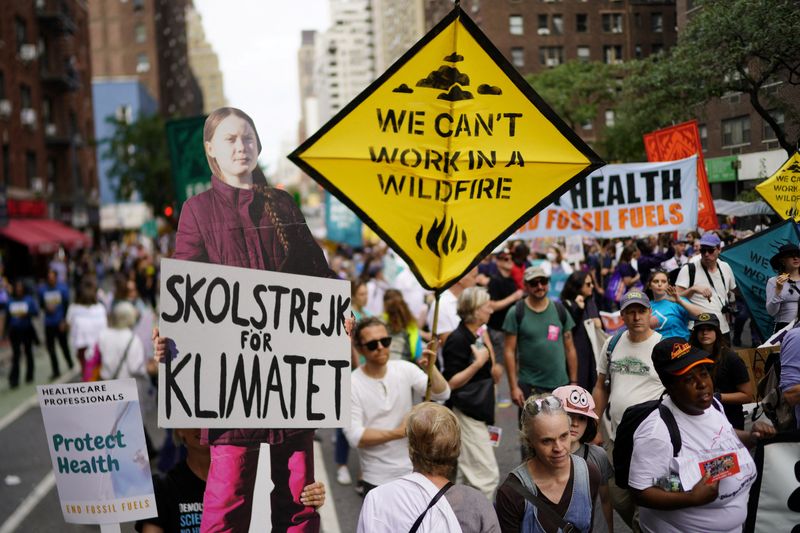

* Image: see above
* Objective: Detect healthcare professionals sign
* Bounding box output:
[157,258,351,428]
[37,379,156,525]
[290,5,603,291]
[515,156,698,239]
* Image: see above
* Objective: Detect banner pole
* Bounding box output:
[424,292,441,402]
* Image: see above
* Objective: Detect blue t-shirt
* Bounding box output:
[7,295,38,330]
[650,298,691,340]
[38,282,70,326]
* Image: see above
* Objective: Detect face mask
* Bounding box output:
[546,252,556,262]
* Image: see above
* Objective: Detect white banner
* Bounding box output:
[157,258,351,428]
[514,156,698,238]
[37,379,156,525]
[745,435,800,532]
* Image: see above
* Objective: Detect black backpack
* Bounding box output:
[668,262,696,287]
[613,397,722,490]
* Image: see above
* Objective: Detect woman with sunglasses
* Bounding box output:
[560,272,602,391]
[495,394,600,532]
[766,243,800,332]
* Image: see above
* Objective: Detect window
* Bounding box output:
[42,97,53,125]
[539,46,564,67]
[136,53,150,73]
[603,45,623,64]
[698,124,708,151]
[20,84,32,109]
[763,110,785,141]
[15,17,27,52]
[605,110,615,127]
[634,44,642,59]
[509,15,524,36]
[511,47,525,68]
[651,43,663,55]
[581,119,593,131]
[722,116,751,147]
[133,0,144,10]
[552,15,564,35]
[135,24,146,43]
[538,14,549,32]
[602,13,623,33]
[115,104,133,124]
[577,46,590,62]
[634,13,641,28]
[576,14,588,33]
[651,13,663,33]
[26,151,37,184]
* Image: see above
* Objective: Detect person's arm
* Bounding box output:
[413,348,449,399]
[735,421,777,447]
[632,475,719,510]
[504,334,524,407]
[721,381,754,405]
[563,331,578,383]
[489,289,524,312]
[447,344,491,390]
[600,484,613,533]
[173,200,209,262]
[357,422,406,448]
[765,276,786,317]
[784,384,800,406]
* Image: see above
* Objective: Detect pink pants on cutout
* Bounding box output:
[200,432,319,533]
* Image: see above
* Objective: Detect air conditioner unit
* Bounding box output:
[20,108,37,127]
[31,177,44,193]
[537,28,550,36]
[19,44,38,62]
[612,27,623,34]
[546,58,559,67]
[0,99,11,118]
[45,123,57,136]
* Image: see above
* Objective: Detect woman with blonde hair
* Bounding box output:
[154,107,334,532]
[442,286,502,500]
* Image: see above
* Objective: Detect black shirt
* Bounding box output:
[135,461,206,533]
[442,322,493,383]
[488,274,518,331]
[714,349,751,430]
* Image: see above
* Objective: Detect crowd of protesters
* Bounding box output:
[5,222,800,532]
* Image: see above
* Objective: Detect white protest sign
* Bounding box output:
[515,156,698,238]
[37,379,156,525]
[745,435,800,532]
[158,258,351,428]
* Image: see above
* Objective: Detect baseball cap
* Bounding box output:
[553,385,599,420]
[698,233,721,248]
[619,290,650,310]
[693,312,721,331]
[652,337,715,379]
[524,266,548,282]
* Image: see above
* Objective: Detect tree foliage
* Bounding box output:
[101,113,174,212]
[527,61,622,132]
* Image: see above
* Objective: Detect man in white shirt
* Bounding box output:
[675,233,737,340]
[592,289,663,532]
[344,317,450,494]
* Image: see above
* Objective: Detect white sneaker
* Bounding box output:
[336,465,352,485]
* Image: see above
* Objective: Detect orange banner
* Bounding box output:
[643,120,718,230]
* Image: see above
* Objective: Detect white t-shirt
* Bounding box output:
[629,397,756,533]
[66,303,108,350]
[98,328,146,380]
[344,360,450,485]
[357,473,462,533]
[596,331,664,440]
[426,289,459,335]
[675,260,736,333]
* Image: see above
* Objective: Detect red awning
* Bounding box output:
[0,219,91,254]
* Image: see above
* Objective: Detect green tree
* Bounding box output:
[101,113,174,212]
[607,0,800,160]
[527,61,622,132]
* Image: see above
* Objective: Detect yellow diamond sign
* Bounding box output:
[289,7,604,291]
[756,151,800,220]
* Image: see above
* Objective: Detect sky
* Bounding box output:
[193,0,330,173]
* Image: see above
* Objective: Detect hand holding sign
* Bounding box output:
[690,473,720,505]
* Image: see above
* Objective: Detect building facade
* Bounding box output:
[0,0,99,229]
[186,4,225,114]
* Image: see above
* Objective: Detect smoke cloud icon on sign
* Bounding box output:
[416,216,468,257]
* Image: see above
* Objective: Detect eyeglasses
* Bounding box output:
[700,247,717,255]
[526,278,549,287]
[584,280,594,287]
[360,336,392,351]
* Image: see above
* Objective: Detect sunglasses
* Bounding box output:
[700,246,717,255]
[496,255,511,261]
[584,280,594,287]
[360,336,392,351]
[526,278,549,287]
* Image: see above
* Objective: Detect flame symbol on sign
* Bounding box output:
[415,216,467,257]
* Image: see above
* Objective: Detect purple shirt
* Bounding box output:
[780,327,800,428]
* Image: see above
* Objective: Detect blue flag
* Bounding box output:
[720,220,800,340]
[325,192,363,248]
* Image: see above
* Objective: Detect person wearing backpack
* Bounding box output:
[591,289,663,532]
[626,337,775,533]
[502,267,578,417]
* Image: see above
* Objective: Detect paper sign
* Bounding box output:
[289,5,603,291]
[37,379,156,525]
[488,425,502,447]
[157,258,351,428]
[700,453,741,483]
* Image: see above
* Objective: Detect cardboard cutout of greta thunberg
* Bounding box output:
[164,107,342,532]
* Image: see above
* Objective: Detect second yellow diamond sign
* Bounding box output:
[289,6,605,291]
